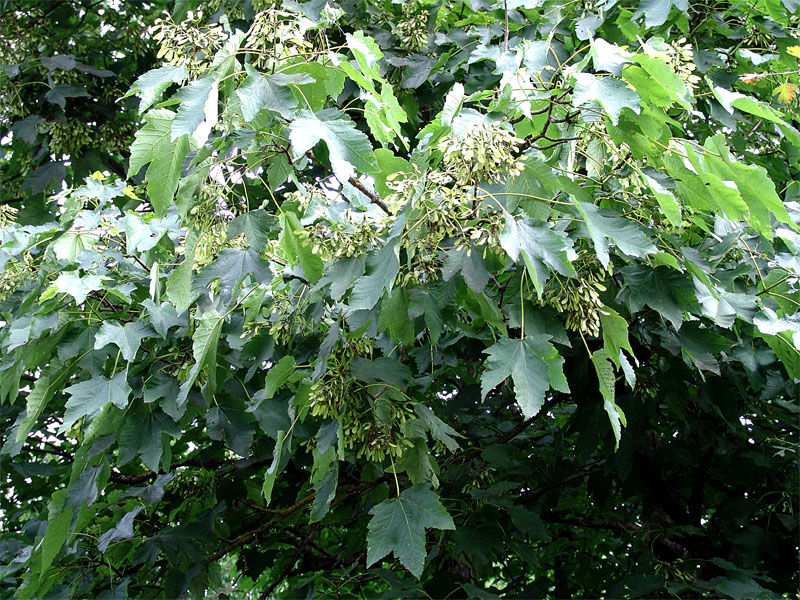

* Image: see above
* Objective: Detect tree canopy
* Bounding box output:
[1,0,798,598]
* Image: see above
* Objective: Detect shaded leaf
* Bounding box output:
[481,335,569,418]
[366,485,454,578]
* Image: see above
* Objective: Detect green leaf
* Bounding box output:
[624,54,691,110]
[621,265,699,329]
[414,405,461,452]
[346,31,383,81]
[126,65,188,114]
[22,161,66,194]
[264,356,295,399]
[236,64,308,121]
[281,61,345,111]
[632,0,688,28]
[310,446,338,522]
[98,506,143,553]
[499,215,577,297]
[442,246,490,293]
[592,349,626,449]
[194,247,272,294]
[366,485,455,578]
[440,82,464,127]
[711,85,800,146]
[40,489,71,580]
[94,321,156,362]
[571,73,640,125]
[573,201,656,267]
[142,299,186,337]
[44,84,88,108]
[176,311,224,410]
[15,374,55,444]
[378,287,415,345]
[598,307,635,368]
[349,238,400,311]
[50,271,104,305]
[263,430,291,505]
[351,356,413,389]
[590,38,633,76]
[278,213,323,283]
[701,135,796,239]
[60,372,131,433]
[481,335,569,418]
[120,411,180,471]
[171,77,217,140]
[642,172,682,226]
[128,109,194,216]
[227,209,275,251]
[166,228,198,312]
[205,405,254,457]
[397,438,437,486]
[289,109,378,182]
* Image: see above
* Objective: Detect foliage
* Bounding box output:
[1,0,799,598]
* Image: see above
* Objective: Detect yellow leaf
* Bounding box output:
[123,185,140,200]
[90,171,106,181]
[773,82,798,103]
[787,45,800,58]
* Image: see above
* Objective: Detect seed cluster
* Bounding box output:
[47,119,92,156]
[438,120,524,185]
[308,338,416,463]
[244,9,312,70]
[543,255,607,337]
[267,287,311,345]
[189,183,246,268]
[152,11,227,77]
[0,253,35,302]
[643,37,700,93]
[392,4,429,51]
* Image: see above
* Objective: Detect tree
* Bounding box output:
[1,0,798,597]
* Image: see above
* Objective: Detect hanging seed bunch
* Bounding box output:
[286,186,328,212]
[267,286,312,344]
[438,120,524,185]
[643,37,700,93]
[47,119,92,156]
[342,399,416,463]
[0,204,19,228]
[244,9,313,70]
[393,3,429,51]
[0,253,34,302]
[152,10,227,77]
[99,121,138,154]
[309,336,372,419]
[308,216,388,261]
[543,253,608,337]
[189,182,243,268]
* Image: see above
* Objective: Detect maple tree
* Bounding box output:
[1,0,799,598]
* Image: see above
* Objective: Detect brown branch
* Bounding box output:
[347,177,391,215]
[109,454,272,485]
[503,0,510,53]
[123,254,151,273]
[205,477,389,565]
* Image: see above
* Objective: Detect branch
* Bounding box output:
[503,0,510,53]
[205,478,388,564]
[347,177,391,215]
[108,454,273,485]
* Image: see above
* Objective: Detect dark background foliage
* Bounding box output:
[0,0,798,598]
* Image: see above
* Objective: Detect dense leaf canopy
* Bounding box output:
[1,0,799,598]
